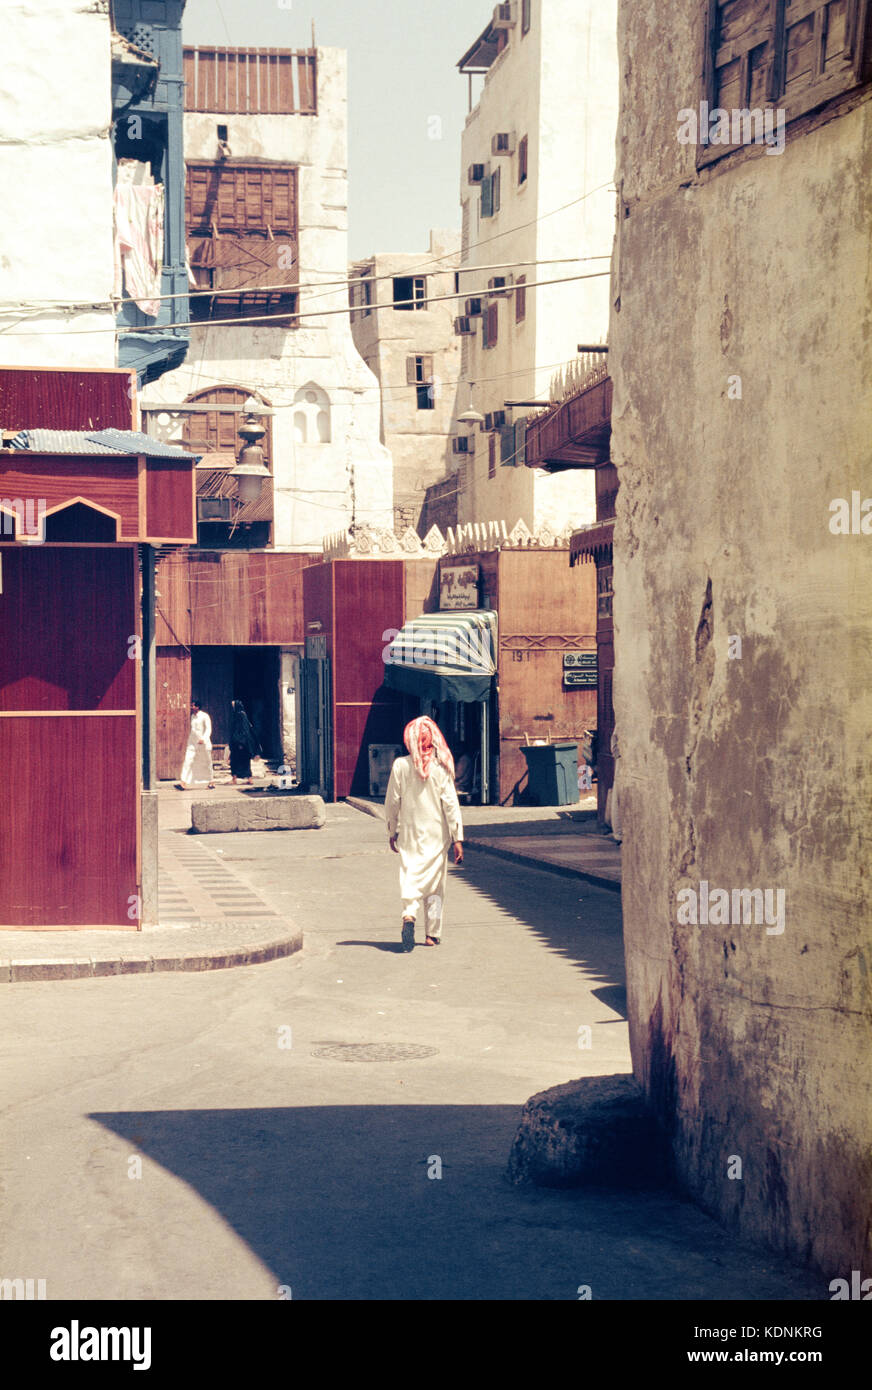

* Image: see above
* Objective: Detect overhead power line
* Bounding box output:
[0,270,611,337]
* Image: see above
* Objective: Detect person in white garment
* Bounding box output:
[385,716,463,952]
[177,700,215,790]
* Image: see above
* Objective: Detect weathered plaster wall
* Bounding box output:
[141,48,392,548]
[610,0,872,1273]
[351,230,461,531]
[0,0,117,365]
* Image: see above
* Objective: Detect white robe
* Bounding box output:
[180,710,213,785]
[384,756,463,938]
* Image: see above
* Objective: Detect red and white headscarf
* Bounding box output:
[403,716,455,781]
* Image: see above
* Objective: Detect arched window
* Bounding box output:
[181,386,273,463]
[293,382,331,445]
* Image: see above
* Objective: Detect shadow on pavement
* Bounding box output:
[90,1104,819,1301]
[454,855,626,1015]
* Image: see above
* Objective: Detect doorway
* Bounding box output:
[190,646,281,761]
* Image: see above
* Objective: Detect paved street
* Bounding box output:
[1,807,822,1300]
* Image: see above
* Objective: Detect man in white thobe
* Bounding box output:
[385,716,463,951]
[179,701,215,789]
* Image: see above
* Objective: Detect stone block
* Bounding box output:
[506,1073,670,1189]
[191,795,327,834]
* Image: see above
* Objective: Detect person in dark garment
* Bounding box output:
[229,700,259,784]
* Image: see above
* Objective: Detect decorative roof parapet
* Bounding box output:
[322,520,573,560]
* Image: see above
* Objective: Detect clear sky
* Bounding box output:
[183,0,484,258]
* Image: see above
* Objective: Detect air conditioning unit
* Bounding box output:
[368,744,404,798]
[465,296,484,317]
[454,315,475,335]
[467,163,486,185]
[488,275,513,296]
[452,435,474,455]
[197,496,233,521]
[491,131,516,156]
[492,3,516,29]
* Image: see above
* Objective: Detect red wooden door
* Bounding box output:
[0,546,139,927]
[156,647,192,780]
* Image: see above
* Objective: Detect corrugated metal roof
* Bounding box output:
[6,428,200,461]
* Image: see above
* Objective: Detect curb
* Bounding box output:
[0,925,303,983]
[345,795,620,892]
[466,839,621,892]
[345,796,384,820]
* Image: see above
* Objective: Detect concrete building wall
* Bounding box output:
[610,0,872,1272]
[455,0,617,533]
[350,230,461,532]
[141,48,393,549]
[0,0,117,366]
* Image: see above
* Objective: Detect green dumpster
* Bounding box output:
[520,741,579,806]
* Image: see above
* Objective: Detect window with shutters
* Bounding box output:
[499,424,516,465]
[393,276,427,310]
[482,300,499,349]
[480,173,494,219]
[181,387,273,462]
[488,432,497,479]
[186,163,299,321]
[518,134,528,184]
[407,354,436,410]
[515,275,527,323]
[701,0,872,166]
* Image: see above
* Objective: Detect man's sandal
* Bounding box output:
[424,936,441,947]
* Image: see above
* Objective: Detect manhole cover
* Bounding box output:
[311,1043,438,1063]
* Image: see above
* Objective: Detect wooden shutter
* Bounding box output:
[703,0,871,163]
[488,432,497,478]
[492,166,501,212]
[513,416,527,466]
[406,356,418,385]
[515,274,527,322]
[481,174,494,218]
[487,301,499,348]
[187,165,297,236]
[422,354,434,380]
[499,424,515,464]
[518,135,528,183]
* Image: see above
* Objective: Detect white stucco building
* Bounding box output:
[0,0,117,366]
[350,230,461,533]
[140,45,393,550]
[450,0,618,533]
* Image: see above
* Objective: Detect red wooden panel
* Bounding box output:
[0,453,140,538]
[0,714,138,927]
[145,456,195,541]
[334,697,405,799]
[156,646,191,780]
[302,559,334,650]
[0,368,134,431]
[0,547,136,712]
[332,560,404,706]
[298,53,317,112]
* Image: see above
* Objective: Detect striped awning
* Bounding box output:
[383,610,497,704]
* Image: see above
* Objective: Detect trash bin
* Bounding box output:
[520,741,578,806]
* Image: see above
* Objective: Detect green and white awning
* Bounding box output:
[383,610,497,704]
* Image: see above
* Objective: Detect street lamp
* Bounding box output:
[231,396,273,502]
[456,381,485,429]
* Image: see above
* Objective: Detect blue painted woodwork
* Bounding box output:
[112,0,189,385]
